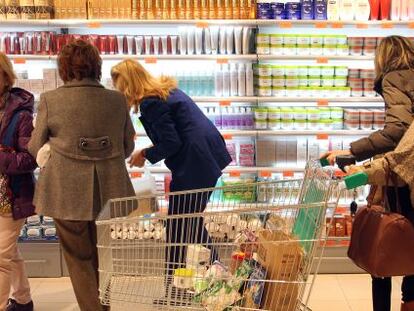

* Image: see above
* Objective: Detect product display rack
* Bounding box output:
[4,14,412,277]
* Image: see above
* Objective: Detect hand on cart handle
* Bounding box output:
[320,149,352,166]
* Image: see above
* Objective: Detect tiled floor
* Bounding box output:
[28,275,404,311]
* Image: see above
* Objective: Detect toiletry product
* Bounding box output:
[327,0,340,20]
[204,28,212,54]
[177,0,186,19]
[222,64,230,97]
[286,2,302,19]
[144,36,152,55]
[380,0,391,19]
[217,0,225,18]
[238,63,246,96]
[369,0,380,19]
[224,0,232,18]
[195,28,203,55]
[314,0,327,20]
[219,27,226,54]
[201,0,209,18]
[152,36,160,55]
[116,36,124,55]
[179,27,187,54]
[301,0,314,19]
[194,0,201,18]
[356,0,371,20]
[246,63,254,96]
[170,36,178,54]
[340,0,355,20]
[391,0,401,20]
[234,27,243,54]
[409,0,414,20]
[232,0,240,18]
[209,0,217,18]
[186,0,194,19]
[230,63,238,96]
[135,36,143,55]
[215,65,223,96]
[400,0,409,20]
[162,0,170,18]
[242,27,252,55]
[170,0,178,18]
[210,26,219,54]
[126,36,134,55]
[187,27,195,55]
[226,26,234,55]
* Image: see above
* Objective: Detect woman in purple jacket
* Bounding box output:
[0,53,37,311]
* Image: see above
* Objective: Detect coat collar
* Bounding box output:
[61,79,104,89]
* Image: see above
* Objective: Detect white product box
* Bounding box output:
[285,138,297,167]
[307,138,320,160]
[275,139,287,167]
[296,137,308,166]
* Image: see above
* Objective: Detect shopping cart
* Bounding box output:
[96,160,342,311]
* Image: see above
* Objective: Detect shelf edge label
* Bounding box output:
[381,22,394,29]
[317,99,329,106]
[283,171,294,178]
[87,22,102,28]
[222,134,233,140]
[13,58,26,64]
[278,21,293,28]
[217,58,229,64]
[229,171,241,177]
[315,21,328,28]
[356,23,368,29]
[144,57,158,64]
[331,22,344,29]
[196,21,209,28]
[219,100,231,106]
[260,171,272,178]
[317,134,329,140]
[316,57,328,64]
[130,172,142,179]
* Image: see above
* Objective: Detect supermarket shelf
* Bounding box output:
[257,97,383,103]
[256,19,413,27]
[257,130,374,136]
[258,55,375,61]
[7,55,53,61]
[192,96,258,102]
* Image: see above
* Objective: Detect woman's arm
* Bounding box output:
[141,99,182,164]
[123,103,136,158]
[0,111,37,175]
[28,94,49,158]
[350,75,413,161]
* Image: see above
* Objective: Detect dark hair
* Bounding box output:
[57,39,102,82]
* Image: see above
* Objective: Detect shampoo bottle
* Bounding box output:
[238,63,246,97]
[380,0,391,19]
[355,0,371,20]
[391,0,401,20]
[230,63,238,96]
[400,0,409,20]
[327,0,340,20]
[245,63,254,96]
[409,0,414,20]
[215,65,223,97]
[339,0,355,20]
[222,64,230,97]
[369,0,380,20]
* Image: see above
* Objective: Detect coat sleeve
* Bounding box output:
[0,111,37,175]
[141,99,182,164]
[28,94,49,158]
[124,104,136,158]
[350,76,413,161]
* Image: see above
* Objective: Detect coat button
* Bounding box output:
[101,140,108,147]
[80,139,88,148]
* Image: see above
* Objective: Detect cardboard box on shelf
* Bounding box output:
[256,139,276,167]
[275,139,287,168]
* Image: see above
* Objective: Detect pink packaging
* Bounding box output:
[239,143,255,154]
[351,88,364,97]
[360,69,376,79]
[364,37,377,46]
[363,45,376,56]
[374,109,385,121]
[363,79,375,89]
[344,109,360,122]
[239,155,255,167]
[348,78,364,89]
[348,69,360,78]
[349,37,365,46]
[363,89,377,97]
[359,110,374,122]
[360,121,373,130]
[350,46,363,56]
[344,121,360,130]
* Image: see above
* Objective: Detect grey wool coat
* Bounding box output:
[28,79,136,221]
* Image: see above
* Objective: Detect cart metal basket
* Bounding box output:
[96,161,340,310]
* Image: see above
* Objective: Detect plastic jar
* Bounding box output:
[331,119,344,130]
[351,88,364,97]
[294,119,307,130]
[257,33,270,45]
[272,65,285,77]
[270,44,283,55]
[334,77,348,87]
[299,86,312,97]
[321,76,335,87]
[320,66,335,76]
[320,87,332,98]
[310,35,324,45]
[336,35,348,45]
[348,69,360,78]
[257,43,270,55]
[364,37,377,46]
[283,44,297,55]
[337,45,350,56]
[310,45,323,56]
[307,120,319,130]
[272,86,286,97]
[350,46,363,56]
[323,35,338,46]
[270,34,284,45]
[344,109,360,122]
[310,87,323,98]
[258,86,272,96]
[320,119,333,130]
[297,45,311,56]
[257,64,272,76]
[258,76,272,87]
[297,35,311,45]
[319,107,331,119]
[268,119,281,129]
[330,107,344,119]
[359,109,374,122]
[284,34,297,45]
[280,107,294,119]
[364,89,377,97]
[360,69,375,79]
[360,121,373,130]
[344,120,360,130]
[272,76,285,87]
[323,45,337,56]
[255,119,268,129]
[293,108,307,120]
[364,79,375,89]
[308,66,322,76]
[349,37,364,46]
[373,109,385,122]
[348,78,363,89]
[337,87,351,97]
[280,119,294,130]
[268,107,281,120]
[308,76,321,87]
[285,76,299,88]
[298,76,309,87]
[335,66,349,77]
[298,66,308,76]
[254,107,268,120]
[363,45,376,56]
[285,66,299,77]
[307,108,320,121]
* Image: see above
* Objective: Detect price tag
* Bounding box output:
[130,172,142,179]
[259,171,272,178]
[219,100,231,106]
[409,22,414,29]
[196,21,209,28]
[356,23,368,29]
[229,171,241,177]
[315,21,328,29]
[278,21,292,28]
[13,58,26,64]
[317,134,329,140]
[87,22,102,28]
[144,57,158,64]
[317,99,329,106]
[316,57,329,64]
[283,171,294,178]
[222,134,233,140]
[217,58,229,64]
[331,22,344,29]
[340,240,350,247]
[381,22,394,29]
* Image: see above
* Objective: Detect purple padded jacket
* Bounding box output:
[0,88,37,220]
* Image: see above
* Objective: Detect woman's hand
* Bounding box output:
[320,149,351,166]
[346,165,364,175]
[128,150,146,168]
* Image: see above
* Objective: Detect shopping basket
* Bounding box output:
[96,160,341,310]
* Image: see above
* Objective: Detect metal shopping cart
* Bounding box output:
[96,160,342,311]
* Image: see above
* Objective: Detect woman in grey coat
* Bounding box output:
[28,40,135,311]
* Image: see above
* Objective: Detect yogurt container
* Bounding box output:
[280,107,294,120]
[364,89,377,97]
[337,45,350,56]
[348,78,363,89]
[323,35,338,46]
[258,76,273,87]
[257,64,272,76]
[334,77,348,87]
[174,269,195,289]
[349,37,364,46]
[285,76,299,87]
[360,110,374,122]
[344,109,360,122]
[283,34,297,45]
[323,45,337,56]
[298,66,308,76]
[308,66,322,76]
[321,66,335,76]
[254,107,268,120]
[268,119,281,129]
[350,46,363,56]
[285,87,299,97]
[268,107,281,120]
[272,76,286,87]
[307,108,320,121]
[297,45,311,55]
[364,79,375,89]
[272,86,286,97]
[336,87,351,97]
[285,66,299,76]
[296,35,311,45]
[335,66,349,77]
[330,107,344,119]
[360,121,373,130]
[258,86,272,96]
[331,119,344,130]
[320,119,333,130]
[255,119,268,129]
[319,107,331,119]
[307,120,319,130]
[310,45,323,56]
[298,76,309,87]
[257,43,271,54]
[293,108,307,120]
[336,35,348,45]
[321,76,335,87]
[364,37,377,46]
[280,119,294,130]
[360,69,375,79]
[270,44,284,55]
[363,45,376,56]
[373,109,385,122]
[283,44,297,55]
[308,76,321,87]
[351,87,364,97]
[257,34,270,45]
[299,86,312,97]
[310,86,323,98]
[270,34,284,45]
[294,119,307,130]
[345,120,360,130]
[310,35,324,45]
[272,65,285,76]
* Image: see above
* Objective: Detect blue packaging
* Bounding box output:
[285,2,302,20]
[257,9,272,19]
[301,0,314,19]
[314,0,327,20]
[271,2,285,19]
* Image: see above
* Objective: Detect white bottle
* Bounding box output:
[400,0,409,20]
[409,0,414,20]
[230,63,238,96]
[391,0,401,20]
[245,63,254,97]
[355,0,371,21]
[214,65,223,97]
[222,64,230,97]
[339,0,355,20]
[238,63,246,97]
[327,0,340,21]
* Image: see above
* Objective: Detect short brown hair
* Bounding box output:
[0,52,16,92]
[57,39,102,82]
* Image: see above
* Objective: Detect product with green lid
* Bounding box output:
[285,87,300,97]
[298,66,308,76]
[270,44,283,55]
[293,108,307,120]
[285,66,299,77]
[337,45,350,56]
[257,86,272,97]
[321,77,335,87]
[257,44,270,55]
[323,35,338,45]
[268,107,281,120]
[310,45,323,56]
[254,107,268,120]
[269,34,284,45]
[334,77,347,87]
[272,76,285,87]
[307,108,320,121]
[258,76,272,87]
[319,119,333,130]
[257,64,272,76]
[283,45,297,55]
[280,107,294,120]
[255,119,268,130]
[283,34,297,45]
[323,45,337,56]
[334,66,349,77]
[319,107,331,119]
[330,107,344,119]
[296,35,311,45]
[308,66,322,76]
[281,119,294,130]
[297,45,311,56]
[298,76,309,87]
[336,35,348,45]
[294,119,307,130]
[272,65,285,76]
[321,66,335,76]
[285,76,300,88]
[310,35,324,45]
[308,76,321,87]
[331,119,344,130]
[268,119,281,130]
[272,87,286,97]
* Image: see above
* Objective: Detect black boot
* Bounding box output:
[6,299,34,311]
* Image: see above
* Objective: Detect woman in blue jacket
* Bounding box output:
[111,59,232,304]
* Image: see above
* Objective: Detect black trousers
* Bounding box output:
[165,177,219,279]
[372,186,414,311]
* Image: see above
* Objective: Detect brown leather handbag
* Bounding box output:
[347,171,414,278]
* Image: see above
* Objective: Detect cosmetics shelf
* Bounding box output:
[258,55,375,61]
[256,19,414,27]
[193,97,383,105]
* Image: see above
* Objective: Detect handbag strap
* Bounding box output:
[383,157,403,215]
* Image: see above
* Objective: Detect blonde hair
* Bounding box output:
[0,52,16,93]
[375,36,414,81]
[111,59,177,112]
